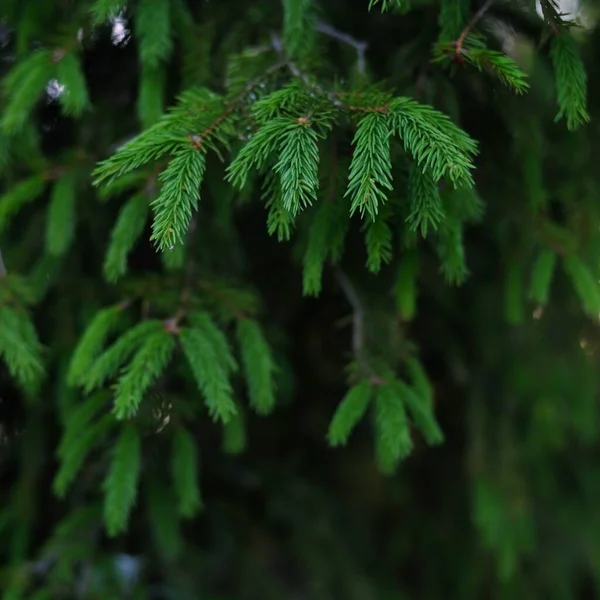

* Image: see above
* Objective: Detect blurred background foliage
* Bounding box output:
[2,0,600,598]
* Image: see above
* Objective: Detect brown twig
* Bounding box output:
[455,0,497,55]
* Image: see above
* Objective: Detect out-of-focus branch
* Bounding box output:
[315,22,368,74]
[335,268,386,386]
[0,246,6,277]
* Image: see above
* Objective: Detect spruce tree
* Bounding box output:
[0,0,599,597]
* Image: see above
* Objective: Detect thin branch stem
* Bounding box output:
[315,22,368,75]
[456,0,497,53]
[334,268,365,361]
[334,268,386,386]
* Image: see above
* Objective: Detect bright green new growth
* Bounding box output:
[104,194,149,281]
[45,173,78,257]
[179,327,238,423]
[66,305,124,386]
[345,111,393,219]
[236,319,277,415]
[365,216,393,273]
[529,248,557,305]
[406,164,444,237]
[551,31,590,130]
[0,305,44,391]
[150,146,207,250]
[0,176,46,233]
[172,427,203,518]
[562,254,600,317]
[327,379,372,446]
[374,381,413,473]
[113,329,176,419]
[134,0,173,69]
[103,425,142,537]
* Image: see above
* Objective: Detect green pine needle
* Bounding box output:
[345,112,393,219]
[84,320,164,394]
[227,118,294,189]
[365,216,393,273]
[93,128,185,188]
[374,380,413,474]
[0,175,46,234]
[67,305,125,387]
[150,146,206,250]
[134,0,173,68]
[466,48,530,94]
[303,201,338,296]
[436,217,469,284]
[236,318,277,415]
[282,0,317,60]
[179,327,238,423]
[138,65,166,128]
[188,311,238,374]
[438,0,468,41]
[397,377,444,445]
[1,50,53,134]
[327,379,373,447]
[222,410,247,455]
[394,250,419,321]
[0,306,45,391]
[407,165,445,237]
[90,0,126,23]
[563,254,600,317]
[103,425,142,537]
[113,329,176,419]
[550,32,590,131]
[146,481,184,560]
[529,248,557,305]
[104,194,149,282]
[389,97,477,187]
[57,394,109,459]
[56,53,91,117]
[275,122,321,215]
[264,171,295,241]
[54,414,113,498]
[172,428,203,518]
[46,172,78,257]
[368,0,406,12]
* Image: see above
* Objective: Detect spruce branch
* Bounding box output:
[270,33,344,108]
[345,111,393,219]
[327,379,372,446]
[236,318,277,415]
[550,31,590,130]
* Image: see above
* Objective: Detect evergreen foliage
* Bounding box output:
[1,0,600,598]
